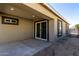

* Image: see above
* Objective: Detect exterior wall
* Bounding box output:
[62,21,66,36]
[54,18,69,40]
[63,21,69,36]
[0,14,33,43]
[49,19,54,42]
[53,18,58,40]
[24,3,69,42]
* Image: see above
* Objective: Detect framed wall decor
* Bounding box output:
[2,16,19,25]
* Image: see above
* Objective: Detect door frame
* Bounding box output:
[34,19,49,41]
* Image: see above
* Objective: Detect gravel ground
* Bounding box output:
[51,36,79,56]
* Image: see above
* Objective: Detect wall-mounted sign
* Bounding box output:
[2,16,19,25]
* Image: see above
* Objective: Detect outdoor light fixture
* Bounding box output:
[32,15,38,19]
[32,15,35,18]
[32,14,43,20]
[10,8,14,11]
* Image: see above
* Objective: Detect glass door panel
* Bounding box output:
[37,23,41,38]
[41,22,46,39]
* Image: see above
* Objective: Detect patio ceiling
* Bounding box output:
[0,3,52,20]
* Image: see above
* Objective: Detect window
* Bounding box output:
[2,16,19,25]
[66,23,68,35]
[57,19,62,37]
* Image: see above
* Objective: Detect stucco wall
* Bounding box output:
[53,18,69,40]
[49,19,54,42]
[53,18,58,40]
[0,15,33,43]
[63,21,70,36]
[63,21,67,36]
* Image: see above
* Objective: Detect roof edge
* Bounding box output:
[40,3,69,24]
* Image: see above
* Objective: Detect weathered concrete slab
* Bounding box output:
[0,39,52,56]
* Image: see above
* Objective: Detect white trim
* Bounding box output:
[35,20,47,41]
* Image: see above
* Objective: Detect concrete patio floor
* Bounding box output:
[0,39,52,56]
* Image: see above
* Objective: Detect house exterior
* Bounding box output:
[0,3,69,43]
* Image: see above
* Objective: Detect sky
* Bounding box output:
[50,3,79,27]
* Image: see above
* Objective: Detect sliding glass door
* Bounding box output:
[35,20,47,40]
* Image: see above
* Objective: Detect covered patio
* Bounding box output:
[0,3,54,56]
[0,3,54,43]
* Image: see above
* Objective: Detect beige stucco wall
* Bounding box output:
[62,21,70,36]
[49,19,55,42]
[53,18,69,40]
[0,15,33,43]
[53,18,58,40]
[62,21,66,36]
